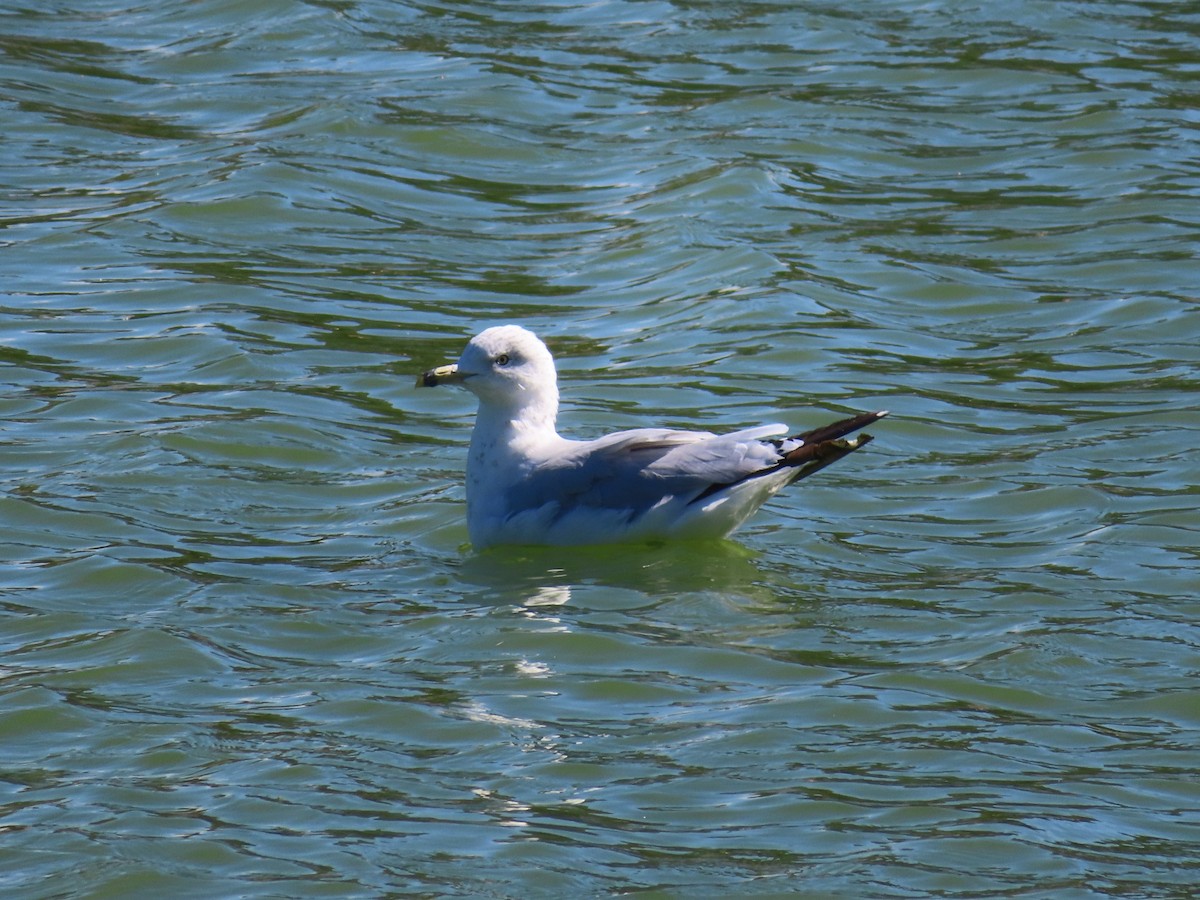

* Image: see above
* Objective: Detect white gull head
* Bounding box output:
[419,324,560,434]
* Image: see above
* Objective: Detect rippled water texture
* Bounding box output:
[3,1,1199,896]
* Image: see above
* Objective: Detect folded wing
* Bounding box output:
[503,412,886,527]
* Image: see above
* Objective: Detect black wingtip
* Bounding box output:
[777,409,888,483]
[792,409,888,445]
[685,411,887,507]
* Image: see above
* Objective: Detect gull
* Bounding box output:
[418,325,887,549]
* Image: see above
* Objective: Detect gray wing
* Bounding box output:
[506,425,789,522]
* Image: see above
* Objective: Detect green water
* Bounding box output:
[3,1,1198,896]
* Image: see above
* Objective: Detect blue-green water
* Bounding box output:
[3,1,1199,896]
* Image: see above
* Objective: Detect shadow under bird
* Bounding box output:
[418,325,887,549]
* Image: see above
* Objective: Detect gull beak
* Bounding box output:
[417,363,464,388]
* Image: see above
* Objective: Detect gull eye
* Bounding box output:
[495,353,510,366]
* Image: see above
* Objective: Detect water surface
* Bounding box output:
[3,1,1198,896]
